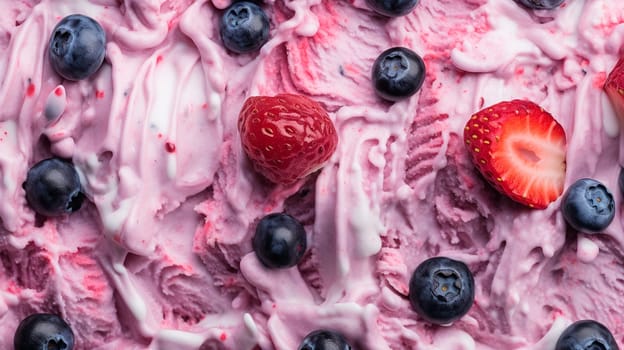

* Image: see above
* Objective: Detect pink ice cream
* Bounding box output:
[0,0,623,349]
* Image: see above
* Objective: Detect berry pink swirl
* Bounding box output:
[0,0,622,349]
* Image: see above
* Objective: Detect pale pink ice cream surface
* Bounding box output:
[0,0,623,349]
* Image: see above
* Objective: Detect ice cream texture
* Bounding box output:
[0,0,623,349]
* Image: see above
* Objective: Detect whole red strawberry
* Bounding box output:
[463,100,567,209]
[604,57,624,120]
[238,94,338,185]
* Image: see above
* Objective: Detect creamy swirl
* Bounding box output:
[0,0,622,349]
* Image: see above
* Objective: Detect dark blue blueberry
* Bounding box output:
[23,158,84,217]
[14,313,75,350]
[514,0,565,10]
[298,330,352,350]
[199,339,227,350]
[253,213,306,269]
[555,320,619,350]
[561,178,615,233]
[372,47,426,102]
[618,167,624,196]
[48,14,106,81]
[219,1,270,54]
[365,0,419,17]
[408,257,475,325]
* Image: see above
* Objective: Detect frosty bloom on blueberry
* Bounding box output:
[14,313,74,350]
[253,213,307,269]
[23,158,84,217]
[366,0,420,17]
[555,320,619,350]
[372,47,426,102]
[514,0,565,10]
[298,330,352,350]
[408,257,475,325]
[561,178,615,233]
[219,1,270,54]
[48,14,106,81]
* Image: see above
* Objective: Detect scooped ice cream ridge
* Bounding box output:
[0,0,623,349]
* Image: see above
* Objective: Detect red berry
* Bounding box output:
[238,94,338,185]
[463,100,567,209]
[605,57,624,121]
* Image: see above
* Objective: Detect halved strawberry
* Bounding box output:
[604,57,624,120]
[463,100,567,209]
[238,94,338,185]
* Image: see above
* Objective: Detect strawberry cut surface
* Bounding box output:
[463,100,567,209]
[604,57,624,121]
[238,94,338,185]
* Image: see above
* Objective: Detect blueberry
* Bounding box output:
[365,0,419,17]
[514,0,565,10]
[48,14,106,81]
[555,320,619,350]
[408,257,475,325]
[298,330,352,350]
[23,158,84,217]
[372,47,426,102]
[219,1,270,54]
[14,313,75,350]
[561,178,615,233]
[253,213,306,269]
